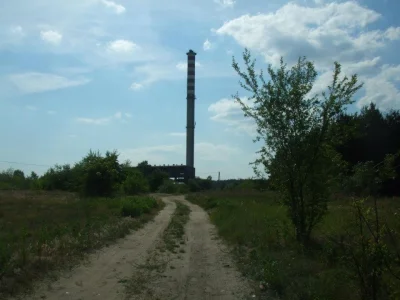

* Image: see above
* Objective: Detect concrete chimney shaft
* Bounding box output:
[186,50,196,169]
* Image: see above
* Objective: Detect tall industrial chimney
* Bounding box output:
[186,50,196,172]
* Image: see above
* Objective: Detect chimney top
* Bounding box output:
[187,49,197,56]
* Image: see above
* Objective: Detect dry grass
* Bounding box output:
[0,190,164,299]
[187,191,400,300]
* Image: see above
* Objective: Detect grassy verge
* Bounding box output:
[187,191,400,300]
[0,190,164,299]
[161,201,191,253]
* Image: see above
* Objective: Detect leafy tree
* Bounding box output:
[188,178,201,192]
[74,150,121,196]
[13,170,25,179]
[137,161,154,178]
[122,169,149,195]
[232,50,362,244]
[157,179,178,194]
[148,169,169,192]
[41,164,75,191]
[28,171,38,180]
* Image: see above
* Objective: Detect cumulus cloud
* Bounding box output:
[101,0,126,14]
[47,110,57,114]
[216,1,400,111]
[40,30,62,45]
[214,0,235,8]
[9,72,90,94]
[216,1,398,67]
[107,39,138,53]
[203,39,212,51]
[208,98,256,136]
[358,64,400,110]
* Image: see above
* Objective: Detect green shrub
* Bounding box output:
[188,178,201,192]
[176,183,189,194]
[120,196,158,218]
[158,179,177,194]
[122,170,149,195]
[149,169,170,192]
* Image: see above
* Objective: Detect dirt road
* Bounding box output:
[16,196,254,300]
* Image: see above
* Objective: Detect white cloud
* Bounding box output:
[125,113,132,118]
[25,105,37,111]
[203,39,212,51]
[309,57,382,97]
[40,30,62,45]
[107,39,138,53]
[9,72,90,94]
[101,0,126,14]
[169,132,186,137]
[47,110,56,114]
[114,111,122,119]
[216,1,400,111]
[216,1,399,68]
[358,64,400,110]
[69,134,77,138]
[385,27,400,41]
[208,98,256,136]
[130,82,143,90]
[214,0,235,8]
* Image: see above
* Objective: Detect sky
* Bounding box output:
[0,0,399,180]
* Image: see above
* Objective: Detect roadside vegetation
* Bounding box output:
[161,201,191,253]
[187,50,400,300]
[2,48,400,300]
[0,191,163,298]
[0,149,174,298]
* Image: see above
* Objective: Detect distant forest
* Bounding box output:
[1,102,399,196]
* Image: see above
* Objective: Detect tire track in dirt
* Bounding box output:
[126,195,255,300]
[13,198,176,300]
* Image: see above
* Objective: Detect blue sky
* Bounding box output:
[0,0,399,179]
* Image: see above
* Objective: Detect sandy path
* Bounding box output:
[17,198,176,300]
[13,195,256,300]
[129,196,254,300]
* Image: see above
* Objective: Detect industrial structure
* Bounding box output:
[151,50,197,183]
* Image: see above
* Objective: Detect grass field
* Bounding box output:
[187,190,400,300]
[0,190,164,298]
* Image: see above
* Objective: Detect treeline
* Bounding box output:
[1,102,399,196]
[336,103,400,196]
[0,151,183,196]
[0,151,221,195]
